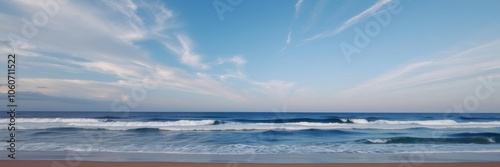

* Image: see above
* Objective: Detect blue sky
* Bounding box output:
[1,0,499,112]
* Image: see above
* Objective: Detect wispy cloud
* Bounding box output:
[164,34,210,70]
[102,0,143,25]
[76,60,148,80]
[306,0,392,42]
[294,0,304,16]
[213,56,247,81]
[0,0,245,105]
[324,41,500,111]
[301,0,329,32]
[280,0,305,52]
[0,0,307,110]
[13,78,134,100]
[349,41,500,94]
[216,55,247,67]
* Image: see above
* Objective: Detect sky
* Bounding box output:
[0,0,499,112]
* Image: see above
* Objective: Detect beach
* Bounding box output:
[2,161,500,167]
[2,0,500,166]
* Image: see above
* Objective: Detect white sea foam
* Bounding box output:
[339,118,369,123]
[366,139,389,144]
[68,120,217,127]
[14,142,500,154]
[10,119,219,130]
[6,117,500,131]
[372,119,459,125]
[349,119,370,124]
[486,137,496,143]
[0,118,102,123]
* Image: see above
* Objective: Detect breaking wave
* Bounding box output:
[3,118,500,131]
[362,136,498,144]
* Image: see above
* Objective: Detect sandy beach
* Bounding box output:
[1,161,500,167]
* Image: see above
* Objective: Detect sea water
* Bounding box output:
[1,112,499,162]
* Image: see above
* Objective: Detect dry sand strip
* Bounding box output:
[1,161,499,167]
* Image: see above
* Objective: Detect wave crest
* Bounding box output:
[0,118,102,123]
[7,117,500,131]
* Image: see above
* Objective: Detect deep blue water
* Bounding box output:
[1,112,500,155]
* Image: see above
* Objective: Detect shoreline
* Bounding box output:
[2,161,500,167]
[3,151,500,163]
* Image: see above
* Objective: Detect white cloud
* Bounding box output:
[0,0,308,111]
[219,70,245,81]
[301,0,328,32]
[76,61,147,79]
[349,41,500,94]
[102,0,142,25]
[294,0,304,17]
[326,41,500,111]
[164,34,210,70]
[335,0,392,33]
[286,31,292,44]
[152,6,175,33]
[0,1,245,103]
[306,0,392,41]
[216,55,247,67]
[6,78,134,100]
[282,0,305,47]
[229,56,247,66]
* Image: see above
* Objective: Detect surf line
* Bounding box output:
[6,54,17,159]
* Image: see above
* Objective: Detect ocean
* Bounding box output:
[2,112,500,163]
